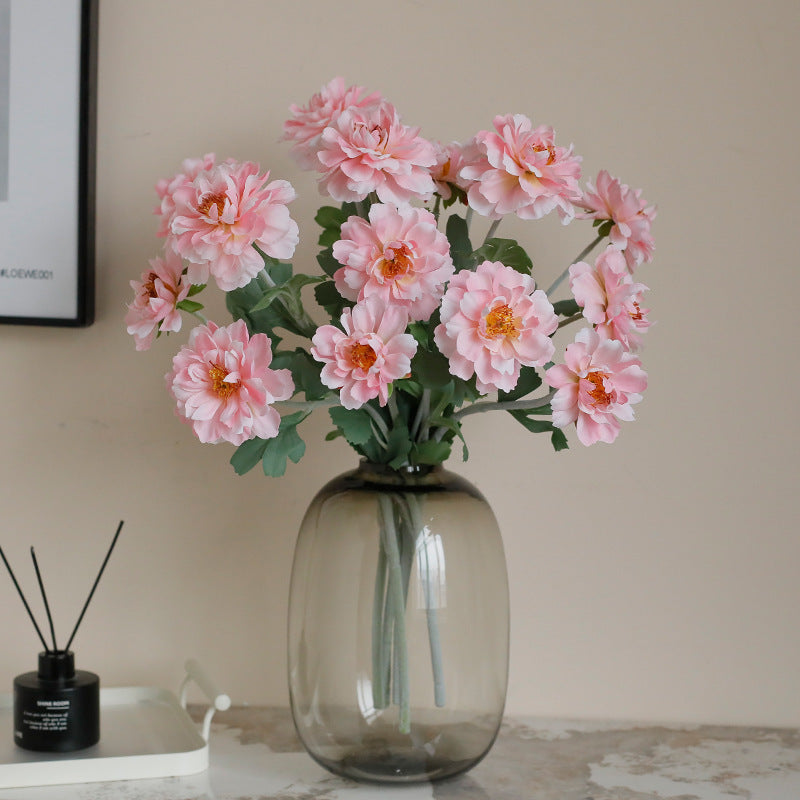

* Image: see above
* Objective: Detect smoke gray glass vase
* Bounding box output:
[288,461,509,784]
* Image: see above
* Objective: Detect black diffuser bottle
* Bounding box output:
[13,650,99,752]
[1,521,123,753]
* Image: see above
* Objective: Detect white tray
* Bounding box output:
[0,661,229,788]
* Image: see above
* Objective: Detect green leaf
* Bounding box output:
[315,205,347,230]
[551,428,569,452]
[314,280,352,322]
[442,185,468,209]
[394,377,424,399]
[498,366,542,403]
[316,248,341,278]
[249,274,325,314]
[267,261,293,286]
[261,412,308,477]
[288,348,328,400]
[445,214,473,271]
[226,281,285,347]
[450,375,480,407]
[553,298,581,317]
[594,219,614,238]
[318,227,341,248]
[329,406,374,447]
[325,429,343,442]
[471,237,533,274]
[407,321,430,349]
[230,437,269,476]
[411,438,452,466]
[507,410,554,434]
[175,299,204,314]
[187,283,206,297]
[411,347,453,388]
[386,423,413,469]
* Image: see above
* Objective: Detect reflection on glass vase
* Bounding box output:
[288,461,509,784]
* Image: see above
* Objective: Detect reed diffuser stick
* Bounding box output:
[64,520,124,653]
[30,547,58,652]
[0,546,51,653]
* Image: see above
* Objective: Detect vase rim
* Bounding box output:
[357,459,443,479]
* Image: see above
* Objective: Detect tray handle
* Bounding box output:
[179,658,231,742]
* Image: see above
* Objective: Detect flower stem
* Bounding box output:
[483,218,501,244]
[409,389,431,442]
[465,206,474,233]
[378,495,410,734]
[371,542,389,709]
[404,493,446,707]
[364,403,391,446]
[546,234,604,296]
[557,312,584,330]
[452,391,556,421]
[278,397,339,412]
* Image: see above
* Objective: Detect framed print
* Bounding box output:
[0,0,97,327]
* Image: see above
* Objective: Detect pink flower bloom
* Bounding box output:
[283,77,382,170]
[125,249,191,351]
[311,297,417,409]
[332,203,454,321]
[155,153,216,238]
[168,161,299,291]
[430,141,472,201]
[545,327,647,446]
[569,247,651,350]
[461,114,582,223]
[578,170,656,268]
[167,319,294,446]
[317,101,436,204]
[433,260,558,394]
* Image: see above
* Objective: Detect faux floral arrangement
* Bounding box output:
[126,77,654,477]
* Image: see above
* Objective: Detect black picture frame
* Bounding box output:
[0,0,97,327]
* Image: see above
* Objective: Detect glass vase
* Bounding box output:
[287,461,509,784]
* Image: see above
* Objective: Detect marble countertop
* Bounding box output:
[2,706,800,799]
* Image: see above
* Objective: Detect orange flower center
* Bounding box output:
[530,143,556,165]
[143,271,159,298]
[208,364,239,399]
[380,245,413,281]
[484,304,520,340]
[350,343,378,371]
[197,191,228,218]
[585,371,612,407]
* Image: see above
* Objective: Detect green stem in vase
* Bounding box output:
[404,492,446,708]
[371,541,389,710]
[378,494,410,734]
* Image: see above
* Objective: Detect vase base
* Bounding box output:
[297,715,499,784]
[312,749,481,785]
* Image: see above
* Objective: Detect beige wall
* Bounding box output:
[0,0,798,727]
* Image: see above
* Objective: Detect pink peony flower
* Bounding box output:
[125,249,191,351]
[461,114,582,223]
[311,297,417,409]
[167,319,294,446]
[569,247,651,350]
[155,153,217,238]
[317,101,436,204]
[332,203,454,322]
[545,327,647,446]
[433,260,558,394]
[430,141,473,201]
[167,161,299,292]
[578,170,656,268]
[283,77,382,170]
